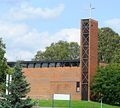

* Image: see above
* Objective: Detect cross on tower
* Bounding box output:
[89,3,95,18]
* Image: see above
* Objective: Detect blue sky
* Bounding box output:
[0,0,120,61]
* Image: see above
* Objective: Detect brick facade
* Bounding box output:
[23,67,81,100]
[88,19,98,100]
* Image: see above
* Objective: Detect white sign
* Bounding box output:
[53,94,70,100]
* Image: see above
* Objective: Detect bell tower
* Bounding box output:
[80,19,98,100]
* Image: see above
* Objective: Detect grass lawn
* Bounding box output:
[33,100,120,108]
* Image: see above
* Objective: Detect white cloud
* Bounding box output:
[0,0,28,4]
[0,21,28,39]
[8,4,64,20]
[0,21,80,61]
[0,0,26,1]
[54,28,80,44]
[105,18,120,34]
[0,2,79,61]
[6,50,34,61]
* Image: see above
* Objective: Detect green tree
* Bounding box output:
[91,63,120,106]
[0,62,34,108]
[112,49,120,63]
[111,34,120,63]
[33,40,80,61]
[34,27,120,63]
[98,27,120,63]
[0,38,8,92]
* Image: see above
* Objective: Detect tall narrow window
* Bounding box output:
[76,82,80,92]
[28,63,34,68]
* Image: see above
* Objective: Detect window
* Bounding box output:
[28,64,34,68]
[49,63,55,67]
[76,82,80,92]
[35,63,40,68]
[64,62,71,67]
[41,63,48,67]
[71,62,78,67]
[21,63,28,68]
[56,62,62,67]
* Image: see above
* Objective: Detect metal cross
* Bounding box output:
[89,3,95,18]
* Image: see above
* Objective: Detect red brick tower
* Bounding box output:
[80,19,98,100]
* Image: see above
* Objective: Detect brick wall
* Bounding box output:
[88,19,98,100]
[89,19,98,81]
[23,67,81,100]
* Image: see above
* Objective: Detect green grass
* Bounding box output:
[33,100,120,108]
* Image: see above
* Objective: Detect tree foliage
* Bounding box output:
[98,27,120,63]
[91,63,120,106]
[33,40,80,61]
[0,38,8,92]
[0,62,34,108]
[34,27,120,64]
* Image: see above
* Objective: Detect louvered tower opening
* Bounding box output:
[81,19,89,100]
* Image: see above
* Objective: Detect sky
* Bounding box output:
[0,0,120,61]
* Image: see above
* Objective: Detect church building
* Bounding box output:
[8,18,98,101]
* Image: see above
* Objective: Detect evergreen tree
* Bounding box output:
[0,38,8,92]
[0,62,34,108]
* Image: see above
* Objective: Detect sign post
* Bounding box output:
[52,94,71,108]
[6,74,9,95]
[6,74,12,95]
[69,94,71,108]
[101,98,102,108]
[52,94,54,108]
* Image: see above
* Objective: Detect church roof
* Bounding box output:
[8,59,80,68]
